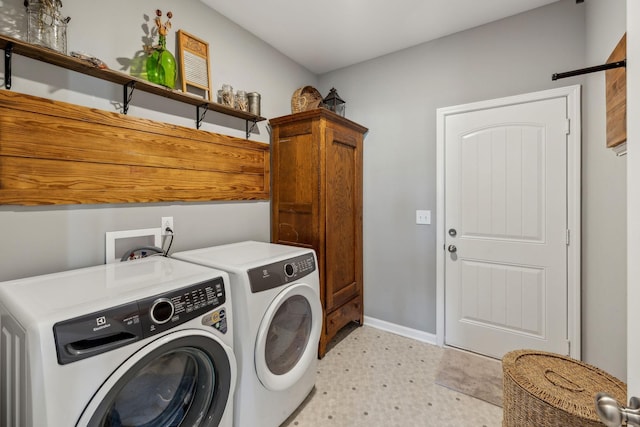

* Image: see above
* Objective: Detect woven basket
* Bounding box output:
[502,350,627,427]
[291,86,323,113]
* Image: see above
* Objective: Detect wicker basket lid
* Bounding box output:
[503,350,627,421]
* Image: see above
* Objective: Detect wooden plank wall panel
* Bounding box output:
[606,33,626,148]
[0,90,270,205]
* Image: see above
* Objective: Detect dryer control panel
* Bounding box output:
[53,277,226,365]
[247,252,316,293]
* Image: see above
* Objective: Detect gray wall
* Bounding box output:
[582,0,627,380]
[626,0,640,395]
[319,0,586,333]
[0,0,317,280]
[319,0,626,378]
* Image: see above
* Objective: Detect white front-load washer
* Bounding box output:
[0,256,236,427]
[173,241,322,427]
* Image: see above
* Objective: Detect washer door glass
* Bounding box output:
[79,332,232,427]
[266,294,311,375]
[103,348,211,426]
[255,283,322,391]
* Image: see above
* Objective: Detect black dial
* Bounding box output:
[284,263,295,277]
[150,298,174,324]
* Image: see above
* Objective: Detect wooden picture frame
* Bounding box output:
[606,33,626,149]
[177,30,212,100]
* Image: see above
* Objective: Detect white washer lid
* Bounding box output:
[173,241,313,270]
[0,257,226,320]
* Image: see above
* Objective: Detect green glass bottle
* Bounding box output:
[146,34,177,89]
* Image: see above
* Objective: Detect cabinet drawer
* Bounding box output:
[325,295,362,338]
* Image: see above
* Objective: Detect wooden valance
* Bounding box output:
[0,90,270,205]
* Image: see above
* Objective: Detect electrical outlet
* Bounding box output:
[161,216,174,235]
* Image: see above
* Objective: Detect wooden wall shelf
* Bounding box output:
[0,34,266,136]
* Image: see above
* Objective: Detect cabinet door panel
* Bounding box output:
[275,209,315,245]
[325,129,360,311]
[276,134,316,205]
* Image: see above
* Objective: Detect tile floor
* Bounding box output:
[282,324,503,427]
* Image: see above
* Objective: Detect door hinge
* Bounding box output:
[564,118,571,135]
[566,229,570,246]
[566,339,571,355]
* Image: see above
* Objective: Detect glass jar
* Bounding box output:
[26,0,69,54]
[221,84,234,107]
[235,90,248,112]
[248,92,261,116]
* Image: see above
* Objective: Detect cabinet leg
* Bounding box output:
[318,335,328,359]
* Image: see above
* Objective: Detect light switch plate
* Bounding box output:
[416,210,431,225]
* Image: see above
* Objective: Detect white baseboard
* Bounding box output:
[363,316,438,346]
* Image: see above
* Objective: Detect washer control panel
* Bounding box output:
[53,277,226,365]
[247,252,316,293]
[138,277,225,335]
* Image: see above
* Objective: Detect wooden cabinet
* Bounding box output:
[270,109,367,358]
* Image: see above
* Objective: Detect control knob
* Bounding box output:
[284,263,296,277]
[150,298,174,324]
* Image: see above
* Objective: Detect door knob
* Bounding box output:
[447,245,457,253]
[595,393,640,427]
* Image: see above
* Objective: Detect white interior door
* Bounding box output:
[438,87,580,359]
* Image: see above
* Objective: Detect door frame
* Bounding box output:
[628,0,639,395]
[435,85,582,359]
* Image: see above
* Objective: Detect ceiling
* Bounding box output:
[200,0,561,74]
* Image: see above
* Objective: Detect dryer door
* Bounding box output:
[254,283,322,391]
[76,330,234,427]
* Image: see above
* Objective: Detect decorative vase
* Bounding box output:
[146,34,176,89]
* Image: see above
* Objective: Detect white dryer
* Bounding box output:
[173,241,322,427]
[0,256,236,427]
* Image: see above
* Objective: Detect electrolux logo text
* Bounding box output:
[93,316,111,332]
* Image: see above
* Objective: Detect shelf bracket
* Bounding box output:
[246,119,258,139]
[196,103,209,129]
[4,42,13,90]
[123,81,136,114]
